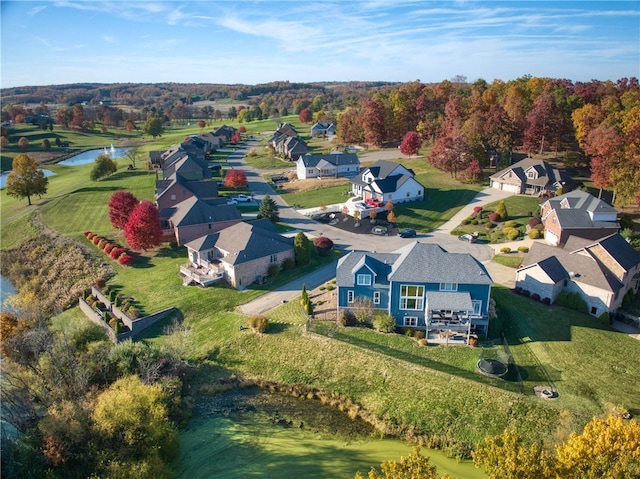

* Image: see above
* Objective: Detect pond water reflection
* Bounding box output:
[57,146,130,166]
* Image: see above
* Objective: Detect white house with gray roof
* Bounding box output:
[350,160,424,204]
[296,152,360,179]
[336,242,493,342]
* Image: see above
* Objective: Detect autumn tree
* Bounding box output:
[257,195,279,221]
[361,98,387,146]
[6,153,49,205]
[89,153,118,181]
[143,115,164,138]
[91,375,178,474]
[473,428,554,479]
[124,200,163,251]
[224,168,248,190]
[355,446,443,479]
[197,119,206,130]
[386,210,397,225]
[429,135,472,178]
[336,107,364,144]
[583,127,623,198]
[17,136,29,148]
[231,131,242,144]
[400,131,421,156]
[108,191,139,230]
[299,108,313,123]
[522,94,564,155]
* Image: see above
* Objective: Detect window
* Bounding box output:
[591,306,597,315]
[171,194,176,201]
[404,317,417,327]
[527,171,536,179]
[439,283,457,292]
[357,274,372,286]
[269,254,278,263]
[400,285,424,310]
[406,192,410,197]
[373,291,380,304]
[347,291,354,303]
[472,300,482,315]
[208,223,212,230]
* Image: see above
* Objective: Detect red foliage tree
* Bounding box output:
[428,135,472,178]
[197,120,206,130]
[361,99,386,146]
[336,108,364,144]
[313,236,334,249]
[400,131,421,156]
[231,131,242,144]
[123,200,163,251]
[108,191,139,230]
[583,127,623,197]
[298,108,313,124]
[224,169,248,190]
[239,126,247,134]
[522,94,564,155]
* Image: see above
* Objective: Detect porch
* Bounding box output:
[180,261,224,287]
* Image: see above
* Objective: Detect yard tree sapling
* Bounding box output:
[123,200,163,251]
[108,191,139,230]
[197,120,206,130]
[400,131,421,156]
[224,169,248,190]
[5,153,49,205]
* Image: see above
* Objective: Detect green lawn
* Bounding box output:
[279,183,352,209]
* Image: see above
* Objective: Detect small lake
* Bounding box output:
[173,388,484,479]
[1,274,17,313]
[57,147,130,166]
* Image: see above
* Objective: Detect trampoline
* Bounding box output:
[476,358,509,377]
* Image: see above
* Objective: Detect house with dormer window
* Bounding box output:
[296,152,360,179]
[349,160,424,204]
[489,157,575,196]
[336,242,493,342]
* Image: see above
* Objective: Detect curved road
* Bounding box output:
[225,139,519,315]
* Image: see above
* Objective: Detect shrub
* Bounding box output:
[531,293,541,301]
[517,246,529,253]
[521,290,530,297]
[404,328,414,337]
[528,217,541,228]
[109,290,117,302]
[495,200,508,221]
[95,278,106,288]
[528,229,541,239]
[109,317,119,330]
[598,312,610,325]
[326,284,334,291]
[118,254,135,266]
[471,220,479,225]
[473,206,483,214]
[267,264,280,278]
[417,338,428,346]
[461,218,470,225]
[372,312,396,333]
[489,212,500,222]
[111,248,125,259]
[281,257,295,271]
[127,307,140,319]
[248,314,269,333]
[542,297,551,305]
[93,236,101,245]
[535,223,544,231]
[500,247,512,253]
[503,227,519,240]
[304,300,313,316]
[104,243,116,254]
[338,309,355,327]
[414,330,425,340]
[504,220,517,228]
[513,286,522,294]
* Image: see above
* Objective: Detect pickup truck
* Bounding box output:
[270,174,289,183]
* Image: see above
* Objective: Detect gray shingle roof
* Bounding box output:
[299,152,359,168]
[336,242,492,287]
[186,219,294,266]
[164,196,241,226]
[426,291,473,311]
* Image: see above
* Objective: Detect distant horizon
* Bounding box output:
[1,1,638,89]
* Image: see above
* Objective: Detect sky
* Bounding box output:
[1,1,639,88]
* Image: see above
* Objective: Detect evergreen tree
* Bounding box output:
[257,195,279,221]
[294,232,311,265]
[495,200,509,221]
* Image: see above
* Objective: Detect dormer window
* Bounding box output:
[357,274,372,286]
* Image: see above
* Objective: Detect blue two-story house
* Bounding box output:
[336,242,493,341]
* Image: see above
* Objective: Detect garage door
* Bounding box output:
[545,229,559,246]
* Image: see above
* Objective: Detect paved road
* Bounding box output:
[228,140,525,315]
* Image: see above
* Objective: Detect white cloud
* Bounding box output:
[27,5,47,16]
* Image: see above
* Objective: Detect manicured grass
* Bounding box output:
[492,254,525,268]
[279,183,352,209]
[494,287,640,418]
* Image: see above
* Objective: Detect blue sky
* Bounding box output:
[1,1,638,88]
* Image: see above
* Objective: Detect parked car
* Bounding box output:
[458,233,477,243]
[365,198,383,207]
[233,194,252,202]
[226,198,238,205]
[371,225,388,236]
[398,228,417,238]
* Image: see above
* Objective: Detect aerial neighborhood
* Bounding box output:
[1,74,639,479]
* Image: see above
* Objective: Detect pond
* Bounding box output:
[173,388,484,479]
[57,146,130,166]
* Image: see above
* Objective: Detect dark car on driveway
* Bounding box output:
[398,228,416,238]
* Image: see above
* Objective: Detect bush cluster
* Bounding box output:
[84,231,135,266]
[248,314,269,333]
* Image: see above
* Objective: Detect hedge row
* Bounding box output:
[84,231,135,266]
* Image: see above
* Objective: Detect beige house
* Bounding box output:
[181,219,295,289]
[490,157,574,196]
